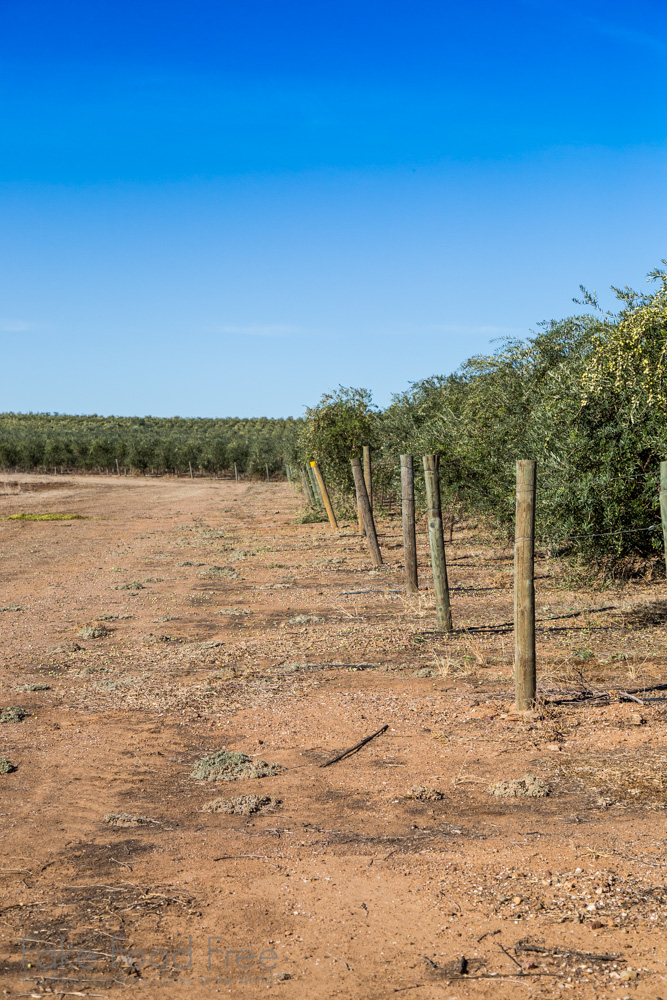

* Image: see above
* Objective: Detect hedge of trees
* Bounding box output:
[300,266,667,573]
[0,413,302,477]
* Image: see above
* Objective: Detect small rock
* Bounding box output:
[630,713,646,726]
[512,895,523,905]
[587,920,604,930]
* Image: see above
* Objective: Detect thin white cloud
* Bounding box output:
[208,324,301,336]
[0,319,35,333]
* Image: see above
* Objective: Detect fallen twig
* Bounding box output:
[320,724,389,767]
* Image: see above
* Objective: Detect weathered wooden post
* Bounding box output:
[189,461,194,479]
[422,455,452,631]
[363,445,373,512]
[660,462,667,578]
[234,462,239,482]
[310,461,338,529]
[300,466,315,504]
[116,458,120,476]
[400,455,418,593]
[265,463,270,483]
[307,463,323,506]
[351,457,382,567]
[514,459,537,711]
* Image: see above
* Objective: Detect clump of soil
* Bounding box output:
[287,614,323,626]
[104,812,160,827]
[201,794,279,815]
[489,775,551,798]
[78,625,111,639]
[15,683,50,692]
[406,785,445,802]
[0,707,29,723]
[0,758,16,773]
[197,566,240,580]
[191,750,284,782]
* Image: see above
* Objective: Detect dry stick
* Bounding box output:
[351,457,383,567]
[514,460,536,710]
[400,454,418,593]
[661,461,667,577]
[310,461,338,529]
[320,724,388,767]
[363,444,373,512]
[422,455,452,631]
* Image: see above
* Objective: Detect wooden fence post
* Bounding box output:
[265,463,270,483]
[300,466,315,504]
[307,464,323,506]
[189,461,194,479]
[234,462,239,482]
[514,459,537,711]
[115,458,120,476]
[363,445,373,512]
[400,455,418,593]
[351,457,382,567]
[660,461,667,578]
[310,461,338,529]
[422,455,452,631]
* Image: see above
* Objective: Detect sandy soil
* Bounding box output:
[1,473,667,999]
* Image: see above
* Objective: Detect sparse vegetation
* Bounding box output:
[191,750,284,782]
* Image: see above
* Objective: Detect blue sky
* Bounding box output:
[1,0,666,417]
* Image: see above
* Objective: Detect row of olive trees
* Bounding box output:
[298,266,667,573]
[0,413,303,476]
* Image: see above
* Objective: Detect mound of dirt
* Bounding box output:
[406,785,445,802]
[201,794,279,815]
[191,750,284,782]
[489,775,551,798]
[0,707,29,723]
[104,812,160,827]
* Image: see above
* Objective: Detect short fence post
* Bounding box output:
[115,458,120,476]
[363,445,373,512]
[400,455,418,593]
[300,466,315,504]
[189,461,194,479]
[307,463,323,505]
[351,457,382,567]
[660,461,667,578]
[514,459,537,711]
[310,461,338,529]
[265,463,270,483]
[422,455,452,630]
[234,462,239,482]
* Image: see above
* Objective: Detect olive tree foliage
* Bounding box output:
[303,268,667,572]
[298,387,377,506]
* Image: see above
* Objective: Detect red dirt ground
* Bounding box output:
[1,474,667,999]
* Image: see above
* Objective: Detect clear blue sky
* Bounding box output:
[1,0,666,418]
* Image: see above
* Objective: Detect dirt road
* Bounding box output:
[1,474,666,998]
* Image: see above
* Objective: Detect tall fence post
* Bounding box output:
[363,445,373,512]
[514,459,537,711]
[400,455,418,593]
[351,457,382,567]
[422,455,452,631]
[661,461,667,578]
[310,461,338,529]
